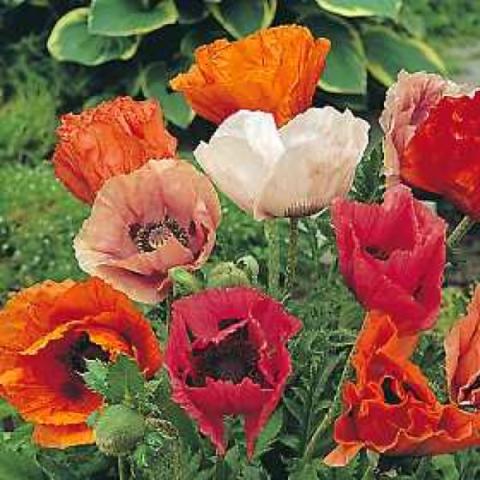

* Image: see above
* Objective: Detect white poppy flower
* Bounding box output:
[194,107,370,220]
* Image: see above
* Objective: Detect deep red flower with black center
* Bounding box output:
[164,287,301,457]
[402,91,480,219]
[332,185,446,335]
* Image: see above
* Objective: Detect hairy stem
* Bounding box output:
[264,220,280,298]
[303,346,354,462]
[118,456,128,480]
[285,218,299,295]
[447,215,475,249]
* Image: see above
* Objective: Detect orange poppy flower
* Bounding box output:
[0,277,162,449]
[445,285,480,408]
[324,312,480,467]
[53,96,177,204]
[170,25,331,127]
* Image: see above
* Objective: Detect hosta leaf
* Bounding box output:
[142,62,195,128]
[180,27,225,58]
[315,0,401,19]
[209,0,277,38]
[89,0,178,37]
[303,13,367,94]
[47,8,139,66]
[176,0,209,24]
[362,26,445,86]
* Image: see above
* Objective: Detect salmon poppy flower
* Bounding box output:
[324,312,480,467]
[164,287,301,457]
[53,96,177,204]
[380,71,460,186]
[332,185,446,335]
[445,285,480,408]
[74,159,221,304]
[170,25,331,127]
[195,108,369,219]
[0,277,162,449]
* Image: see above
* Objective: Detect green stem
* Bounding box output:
[165,289,173,335]
[447,215,475,249]
[303,346,354,462]
[285,218,299,295]
[118,456,128,480]
[264,220,280,298]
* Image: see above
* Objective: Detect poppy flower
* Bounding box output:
[445,286,480,408]
[194,107,369,220]
[324,312,480,467]
[402,90,480,218]
[74,159,221,304]
[164,287,301,457]
[170,25,331,127]
[0,277,162,449]
[379,70,460,186]
[332,185,446,335]
[53,96,177,204]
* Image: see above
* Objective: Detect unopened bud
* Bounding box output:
[206,262,250,289]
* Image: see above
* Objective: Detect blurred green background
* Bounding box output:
[1,0,480,301]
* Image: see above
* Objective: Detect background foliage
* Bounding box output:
[1,0,480,479]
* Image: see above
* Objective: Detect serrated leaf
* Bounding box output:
[315,0,401,19]
[209,0,277,38]
[142,62,194,128]
[89,0,178,37]
[0,449,43,480]
[83,359,109,396]
[362,26,445,87]
[302,13,367,94]
[253,407,283,459]
[47,8,139,66]
[105,355,145,404]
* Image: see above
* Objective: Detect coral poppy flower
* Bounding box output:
[0,277,162,449]
[324,312,480,467]
[402,90,480,218]
[445,286,480,408]
[170,25,331,127]
[194,108,369,220]
[379,70,461,186]
[53,96,177,204]
[164,287,301,457]
[74,159,221,304]
[332,185,446,335]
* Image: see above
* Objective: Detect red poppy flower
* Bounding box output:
[445,285,480,408]
[332,185,446,335]
[324,312,480,467]
[170,25,331,127]
[53,96,177,204]
[164,287,301,457]
[0,277,162,449]
[402,91,480,218]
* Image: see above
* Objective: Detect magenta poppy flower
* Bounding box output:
[164,287,301,456]
[331,185,446,335]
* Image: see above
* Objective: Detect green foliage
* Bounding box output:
[0,164,87,302]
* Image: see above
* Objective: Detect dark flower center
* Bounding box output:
[129,216,190,253]
[189,322,265,387]
[381,377,402,405]
[365,245,390,261]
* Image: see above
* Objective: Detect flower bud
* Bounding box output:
[169,267,203,297]
[95,405,145,456]
[206,262,250,289]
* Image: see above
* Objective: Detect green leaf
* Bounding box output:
[209,0,277,38]
[142,62,195,129]
[303,13,367,94]
[0,449,44,480]
[176,0,209,24]
[47,8,139,66]
[253,407,283,459]
[105,355,145,404]
[432,455,459,480]
[83,359,109,396]
[362,26,445,86]
[0,401,16,421]
[315,0,401,19]
[180,27,225,58]
[89,0,178,37]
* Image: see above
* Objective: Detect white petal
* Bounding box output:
[254,107,370,219]
[194,110,284,215]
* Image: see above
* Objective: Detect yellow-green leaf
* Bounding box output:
[316,0,401,19]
